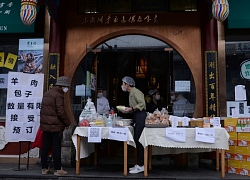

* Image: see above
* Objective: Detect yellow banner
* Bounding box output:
[4,53,17,70]
[0,52,4,67]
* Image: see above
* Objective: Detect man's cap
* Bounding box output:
[55,76,71,87]
[122,76,135,86]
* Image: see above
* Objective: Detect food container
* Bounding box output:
[190,118,204,127]
[122,119,132,126]
[115,119,132,126]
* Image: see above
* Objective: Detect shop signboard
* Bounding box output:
[205,51,219,117]
[0,0,36,33]
[240,60,250,80]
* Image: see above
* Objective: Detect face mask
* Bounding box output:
[63,87,68,93]
[171,95,175,100]
[97,93,103,98]
[155,95,160,100]
[121,85,126,92]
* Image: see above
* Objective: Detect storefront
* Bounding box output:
[0,0,235,165]
[63,0,204,122]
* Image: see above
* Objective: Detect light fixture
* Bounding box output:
[20,0,37,26]
[212,0,229,22]
[136,57,147,78]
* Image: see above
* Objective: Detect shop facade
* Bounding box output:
[0,0,243,164]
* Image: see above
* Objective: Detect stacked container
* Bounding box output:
[225,118,250,176]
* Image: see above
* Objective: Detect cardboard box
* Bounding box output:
[224,118,238,132]
[226,146,236,160]
[236,124,250,132]
[234,146,250,161]
[228,160,240,174]
[239,161,250,176]
[238,133,250,147]
[228,132,238,146]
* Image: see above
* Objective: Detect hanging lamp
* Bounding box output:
[20,0,38,26]
[212,0,229,22]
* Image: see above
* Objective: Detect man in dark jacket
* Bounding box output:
[40,76,71,176]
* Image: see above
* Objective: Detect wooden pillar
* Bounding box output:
[47,1,66,90]
[201,0,219,117]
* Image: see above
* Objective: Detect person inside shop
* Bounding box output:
[170,91,190,116]
[145,89,164,161]
[40,76,71,176]
[120,76,147,174]
[96,87,110,115]
[145,89,163,113]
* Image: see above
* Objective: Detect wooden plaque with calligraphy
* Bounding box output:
[205,51,219,117]
[47,53,60,90]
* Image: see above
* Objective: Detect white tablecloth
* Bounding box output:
[72,126,135,160]
[139,127,229,155]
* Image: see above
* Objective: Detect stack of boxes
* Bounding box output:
[224,118,250,176]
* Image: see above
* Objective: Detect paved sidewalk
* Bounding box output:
[0,157,249,180]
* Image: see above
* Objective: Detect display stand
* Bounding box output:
[15,141,31,171]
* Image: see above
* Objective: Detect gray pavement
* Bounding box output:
[0,157,249,180]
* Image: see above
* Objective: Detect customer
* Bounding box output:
[121,76,147,174]
[96,87,110,115]
[40,76,71,176]
[145,89,163,113]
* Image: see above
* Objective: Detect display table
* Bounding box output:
[139,127,229,178]
[72,126,135,176]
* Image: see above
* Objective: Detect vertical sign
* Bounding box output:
[5,72,44,142]
[205,51,219,117]
[47,53,60,90]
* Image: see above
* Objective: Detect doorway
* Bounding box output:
[71,35,195,122]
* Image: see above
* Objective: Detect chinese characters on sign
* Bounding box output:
[166,128,186,142]
[0,2,13,15]
[195,128,215,143]
[205,51,218,117]
[81,14,158,25]
[108,127,128,142]
[0,0,35,33]
[5,72,44,142]
[88,127,102,143]
[47,54,59,90]
[240,59,250,80]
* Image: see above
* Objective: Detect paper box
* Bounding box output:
[236,124,250,133]
[224,118,238,132]
[234,146,250,161]
[228,132,238,146]
[228,160,240,174]
[226,146,236,160]
[239,161,250,176]
[238,133,250,147]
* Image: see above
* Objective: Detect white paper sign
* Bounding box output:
[88,127,102,143]
[235,85,246,101]
[108,127,128,142]
[75,84,91,96]
[5,72,44,142]
[231,108,238,118]
[195,128,215,143]
[175,81,190,92]
[211,117,221,128]
[171,116,179,128]
[182,117,190,126]
[166,128,186,142]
